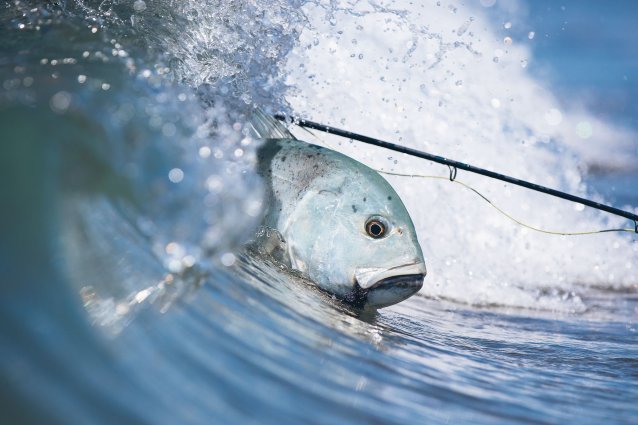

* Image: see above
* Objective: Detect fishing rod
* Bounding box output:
[274,114,638,233]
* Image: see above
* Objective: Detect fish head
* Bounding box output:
[283,169,426,309]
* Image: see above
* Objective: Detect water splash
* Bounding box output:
[284,0,638,312]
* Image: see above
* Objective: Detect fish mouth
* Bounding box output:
[354,261,427,290]
[346,273,425,309]
[369,274,425,291]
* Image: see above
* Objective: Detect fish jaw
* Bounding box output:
[351,261,426,309]
[364,274,425,308]
[354,261,426,290]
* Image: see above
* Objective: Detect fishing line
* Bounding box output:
[380,171,635,236]
[275,114,638,234]
[279,115,637,236]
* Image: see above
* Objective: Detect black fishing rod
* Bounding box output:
[274,114,638,232]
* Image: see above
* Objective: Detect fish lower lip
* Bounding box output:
[369,274,425,291]
[344,274,425,309]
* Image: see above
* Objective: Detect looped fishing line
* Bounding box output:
[291,125,635,237]
[447,165,458,182]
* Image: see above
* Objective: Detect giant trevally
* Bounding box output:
[248,111,426,309]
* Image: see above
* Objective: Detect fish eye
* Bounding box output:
[365,216,388,239]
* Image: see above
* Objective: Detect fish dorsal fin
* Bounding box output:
[248,109,296,140]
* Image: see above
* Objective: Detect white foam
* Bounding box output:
[284,0,638,311]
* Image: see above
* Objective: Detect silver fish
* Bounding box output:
[249,111,426,308]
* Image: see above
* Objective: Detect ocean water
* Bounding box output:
[1,1,637,424]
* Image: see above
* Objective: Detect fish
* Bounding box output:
[248,111,426,309]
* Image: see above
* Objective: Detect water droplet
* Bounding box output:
[206,175,223,192]
[504,22,512,29]
[182,255,196,268]
[490,98,501,108]
[50,91,71,113]
[503,36,512,45]
[528,31,535,40]
[244,199,262,218]
[133,0,146,11]
[544,108,563,126]
[576,121,593,139]
[168,168,184,183]
[165,242,182,255]
[162,122,176,136]
[221,252,236,267]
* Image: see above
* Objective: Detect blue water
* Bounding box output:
[1,1,637,424]
[482,0,638,208]
[487,0,638,131]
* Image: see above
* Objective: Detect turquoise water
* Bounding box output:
[1,1,637,424]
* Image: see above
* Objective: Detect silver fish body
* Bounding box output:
[250,112,426,308]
